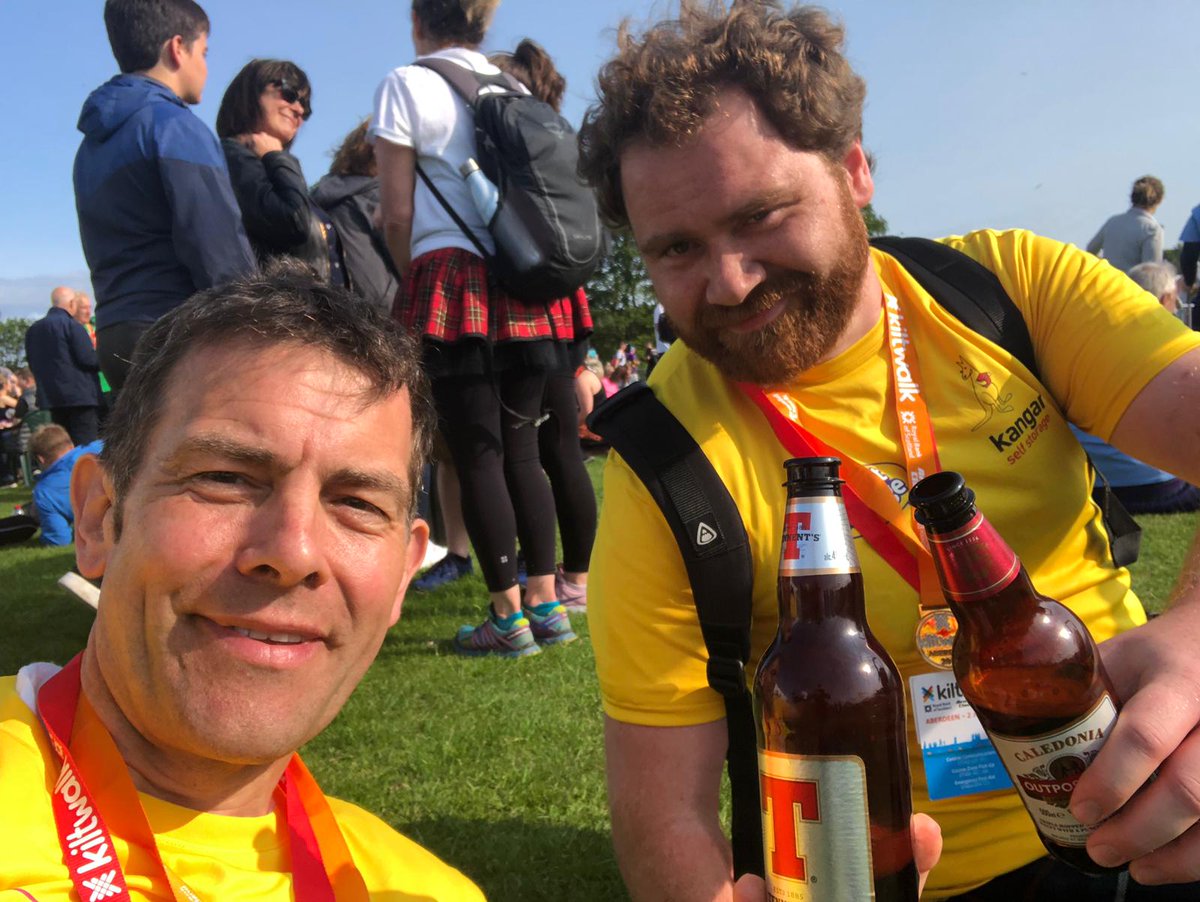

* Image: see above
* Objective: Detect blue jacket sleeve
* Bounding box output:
[32,480,73,546]
[156,113,257,290]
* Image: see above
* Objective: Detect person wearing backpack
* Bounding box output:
[578,3,1200,900]
[370,0,592,657]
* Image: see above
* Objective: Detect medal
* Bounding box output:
[915,607,957,670]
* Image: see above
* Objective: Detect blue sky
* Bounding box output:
[2,0,1199,318]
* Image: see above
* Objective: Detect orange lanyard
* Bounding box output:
[37,654,369,902]
[740,290,946,609]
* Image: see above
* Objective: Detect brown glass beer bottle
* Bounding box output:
[753,457,917,901]
[909,471,1122,876]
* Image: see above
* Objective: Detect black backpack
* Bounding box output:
[413,58,605,302]
[587,236,1142,879]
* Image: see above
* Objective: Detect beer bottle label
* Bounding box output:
[780,497,860,576]
[758,750,873,901]
[987,694,1118,846]
[924,510,1019,601]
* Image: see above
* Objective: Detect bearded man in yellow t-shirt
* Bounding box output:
[0,260,483,900]
[577,3,1200,900]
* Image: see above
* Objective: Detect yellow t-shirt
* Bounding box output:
[0,673,485,901]
[589,229,1200,899]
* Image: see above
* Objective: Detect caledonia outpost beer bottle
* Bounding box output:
[753,457,917,901]
[909,471,1122,876]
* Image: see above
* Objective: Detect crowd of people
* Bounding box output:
[5,0,1200,900]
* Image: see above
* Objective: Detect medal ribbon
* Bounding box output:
[738,291,944,608]
[37,654,368,902]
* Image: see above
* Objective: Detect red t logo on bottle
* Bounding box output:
[761,774,821,880]
[783,511,813,561]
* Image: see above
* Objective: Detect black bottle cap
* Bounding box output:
[909,471,976,529]
[784,456,843,489]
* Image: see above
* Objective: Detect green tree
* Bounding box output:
[0,318,31,370]
[586,231,657,360]
[862,203,888,237]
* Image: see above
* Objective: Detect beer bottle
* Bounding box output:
[753,457,917,901]
[909,471,1121,875]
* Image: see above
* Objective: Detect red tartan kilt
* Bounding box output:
[393,248,592,344]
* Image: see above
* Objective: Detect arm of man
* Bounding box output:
[1085,225,1104,256]
[158,117,257,289]
[607,717,735,901]
[374,139,416,277]
[66,322,99,373]
[1068,347,1200,884]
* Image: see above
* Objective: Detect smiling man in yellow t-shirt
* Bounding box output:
[0,263,482,901]
[577,4,1200,901]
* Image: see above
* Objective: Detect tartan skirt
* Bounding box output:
[393,248,593,344]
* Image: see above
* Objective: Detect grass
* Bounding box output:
[0,480,1195,900]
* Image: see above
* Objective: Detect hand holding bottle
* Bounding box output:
[1069,607,1200,884]
[734,814,944,901]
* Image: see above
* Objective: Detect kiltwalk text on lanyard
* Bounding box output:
[36,654,369,902]
[738,291,957,669]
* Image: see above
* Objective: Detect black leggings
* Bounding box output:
[431,370,557,592]
[538,369,597,574]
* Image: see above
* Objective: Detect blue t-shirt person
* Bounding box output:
[32,440,103,546]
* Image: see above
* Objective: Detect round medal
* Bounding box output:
[915,608,958,670]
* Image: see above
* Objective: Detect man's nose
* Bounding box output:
[705,251,766,307]
[235,489,328,589]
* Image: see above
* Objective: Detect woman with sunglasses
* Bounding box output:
[216,59,346,285]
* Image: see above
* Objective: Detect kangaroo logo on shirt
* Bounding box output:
[958,356,1015,430]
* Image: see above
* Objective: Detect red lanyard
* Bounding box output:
[739,289,945,607]
[37,654,368,902]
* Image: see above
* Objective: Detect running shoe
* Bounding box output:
[523,600,578,646]
[454,607,540,658]
[555,566,588,614]
[413,552,473,591]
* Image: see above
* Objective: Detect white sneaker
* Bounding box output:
[421,540,449,571]
[58,572,100,610]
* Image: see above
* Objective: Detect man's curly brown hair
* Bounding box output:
[577,1,866,229]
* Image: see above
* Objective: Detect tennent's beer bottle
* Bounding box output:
[754,457,917,901]
[909,471,1121,876]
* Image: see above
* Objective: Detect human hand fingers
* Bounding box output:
[1082,725,1200,874]
[732,873,764,902]
[912,813,943,895]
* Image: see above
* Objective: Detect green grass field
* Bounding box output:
[1,477,1195,901]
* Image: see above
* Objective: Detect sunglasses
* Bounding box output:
[269,79,311,119]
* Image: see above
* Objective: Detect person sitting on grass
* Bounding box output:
[28,424,104,547]
[0,263,483,900]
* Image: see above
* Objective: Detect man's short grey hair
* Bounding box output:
[1127,261,1178,301]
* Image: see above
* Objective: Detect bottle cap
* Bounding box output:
[783,456,843,488]
[459,158,481,177]
[910,471,976,527]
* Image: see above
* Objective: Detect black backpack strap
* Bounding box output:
[587,382,764,878]
[871,235,1140,567]
[412,57,523,111]
[413,164,491,261]
[871,235,1040,380]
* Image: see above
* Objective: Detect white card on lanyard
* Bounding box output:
[909,671,1011,800]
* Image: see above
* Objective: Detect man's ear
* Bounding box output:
[72,454,116,580]
[842,140,875,210]
[389,517,430,626]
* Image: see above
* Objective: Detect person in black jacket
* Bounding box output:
[216,59,345,285]
[311,119,399,309]
[23,288,102,445]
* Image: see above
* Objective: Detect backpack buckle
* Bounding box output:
[706,655,747,699]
